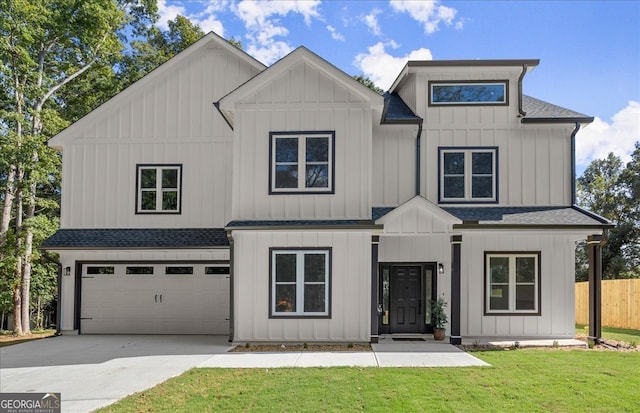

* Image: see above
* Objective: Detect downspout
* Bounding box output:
[415,121,423,196]
[227,231,235,343]
[570,122,581,205]
[517,64,528,117]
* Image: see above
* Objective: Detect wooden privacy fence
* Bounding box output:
[575,279,640,330]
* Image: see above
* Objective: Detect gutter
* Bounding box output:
[227,231,234,343]
[571,122,580,205]
[518,64,528,117]
[415,121,423,196]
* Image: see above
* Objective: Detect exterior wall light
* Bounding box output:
[438,263,445,274]
[64,266,71,276]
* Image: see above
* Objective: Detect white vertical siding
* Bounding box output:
[382,66,575,207]
[59,43,262,228]
[372,124,416,206]
[422,125,573,206]
[460,231,584,338]
[231,61,374,220]
[233,230,371,342]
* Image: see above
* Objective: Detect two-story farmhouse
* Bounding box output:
[42,32,611,344]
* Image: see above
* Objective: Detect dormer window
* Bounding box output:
[429,81,508,106]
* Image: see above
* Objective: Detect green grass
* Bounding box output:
[576,324,640,345]
[99,349,640,412]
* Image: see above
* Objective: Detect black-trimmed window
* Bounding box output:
[269,131,335,194]
[429,81,508,106]
[485,252,540,315]
[270,248,331,317]
[136,164,182,213]
[439,147,497,203]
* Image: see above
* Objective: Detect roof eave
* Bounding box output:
[453,223,614,230]
[521,117,595,124]
[407,59,541,68]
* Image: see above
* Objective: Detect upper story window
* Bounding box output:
[485,252,540,315]
[439,147,498,204]
[269,131,335,194]
[136,164,182,214]
[429,81,508,106]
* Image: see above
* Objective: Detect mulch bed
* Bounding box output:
[230,343,372,352]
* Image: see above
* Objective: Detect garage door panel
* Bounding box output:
[81,263,230,334]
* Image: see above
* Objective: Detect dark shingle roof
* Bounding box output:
[40,228,229,249]
[442,206,610,227]
[522,95,593,123]
[382,93,422,124]
[372,207,396,221]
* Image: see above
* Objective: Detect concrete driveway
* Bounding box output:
[0,335,232,413]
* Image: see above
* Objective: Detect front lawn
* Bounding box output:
[576,324,640,345]
[100,349,640,412]
[0,329,56,348]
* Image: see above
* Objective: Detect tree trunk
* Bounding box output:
[20,179,37,335]
[0,166,16,248]
[36,296,42,330]
[12,284,22,335]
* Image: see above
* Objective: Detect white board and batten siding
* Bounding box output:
[231,60,376,221]
[372,124,417,207]
[390,65,575,206]
[460,230,589,339]
[53,38,263,229]
[232,231,372,342]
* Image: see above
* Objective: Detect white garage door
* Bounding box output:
[81,263,229,334]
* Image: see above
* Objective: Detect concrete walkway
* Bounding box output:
[199,338,490,368]
[1,335,487,413]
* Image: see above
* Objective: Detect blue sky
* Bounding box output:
[158,0,639,173]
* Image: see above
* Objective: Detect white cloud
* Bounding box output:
[156,1,225,36]
[389,0,458,34]
[234,0,321,64]
[364,8,382,35]
[326,25,345,41]
[195,15,225,36]
[157,0,186,29]
[354,42,433,91]
[576,101,640,168]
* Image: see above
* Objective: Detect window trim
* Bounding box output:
[429,80,509,106]
[438,147,498,204]
[135,164,183,214]
[269,247,332,318]
[269,131,336,195]
[484,251,541,316]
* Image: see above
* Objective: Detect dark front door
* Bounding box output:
[390,266,422,333]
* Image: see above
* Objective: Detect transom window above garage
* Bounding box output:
[439,147,498,203]
[269,131,335,194]
[136,164,182,213]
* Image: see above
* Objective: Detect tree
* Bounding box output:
[116,15,204,89]
[0,0,157,334]
[576,145,640,280]
[353,75,384,94]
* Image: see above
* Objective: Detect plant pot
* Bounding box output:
[433,328,446,341]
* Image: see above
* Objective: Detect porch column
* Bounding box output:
[370,235,380,342]
[449,235,462,345]
[587,234,603,343]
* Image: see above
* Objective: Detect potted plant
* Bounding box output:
[430,297,448,340]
